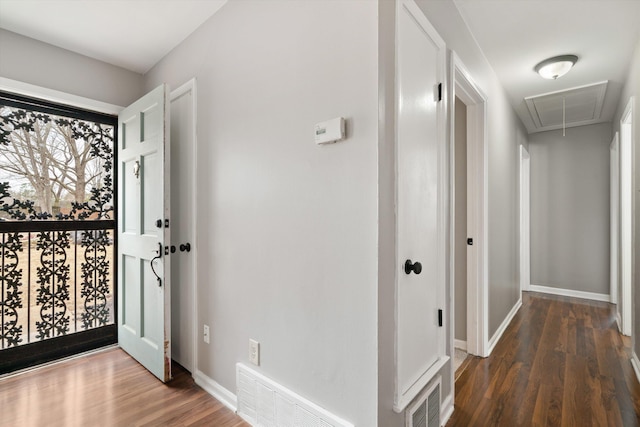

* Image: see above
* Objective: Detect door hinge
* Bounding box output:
[438,83,442,102]
[438,309,443,327]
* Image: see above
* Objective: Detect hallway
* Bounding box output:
[448,292,640,426]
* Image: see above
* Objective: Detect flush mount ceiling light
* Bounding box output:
[534,55,578,79]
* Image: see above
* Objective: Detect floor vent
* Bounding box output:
[236,363,354,427]
[407,377,441,427]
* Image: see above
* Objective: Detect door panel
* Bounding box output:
[395,0,448,412]
[118,84,171,382]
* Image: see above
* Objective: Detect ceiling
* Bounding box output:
[0,0,227,74]
[0,0,638,133]
[454,0,640,133]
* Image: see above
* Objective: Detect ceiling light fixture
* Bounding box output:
[534,55,578,80]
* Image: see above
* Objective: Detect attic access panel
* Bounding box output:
[525,81,608,132]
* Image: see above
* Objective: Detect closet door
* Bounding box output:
[395,0,448,412]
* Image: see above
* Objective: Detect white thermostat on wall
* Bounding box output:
[315,117,345,145]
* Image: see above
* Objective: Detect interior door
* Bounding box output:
[395,0,448,412]
[117,84,171,381]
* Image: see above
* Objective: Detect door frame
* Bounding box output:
[449,52,489,358]
[520,145,531,293]
[620,97,635,337]
[170,79,198,374]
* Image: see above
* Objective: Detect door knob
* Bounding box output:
[404,259,422,275]
[179,243,191,252]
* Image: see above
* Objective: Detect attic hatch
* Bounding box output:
[525,81,608,133]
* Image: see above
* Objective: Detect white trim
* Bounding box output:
[194,369,238,412]
[169,78,198,375]
[616,311,622,333]
[487,298,522,355]
[393,356,450,413]
[529,284,611,303]
[454,339,467,351]
[0,76,122,114]
[631,353,640,385]
[449,51,489,358]
[440,392,455,427]
[620,97,635,337]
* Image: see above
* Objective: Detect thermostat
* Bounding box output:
[315,117,345,144]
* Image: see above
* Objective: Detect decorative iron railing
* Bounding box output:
[0,93,117,361]
[0,220,115,349]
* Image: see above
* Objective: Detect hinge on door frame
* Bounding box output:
[438,83,442,102]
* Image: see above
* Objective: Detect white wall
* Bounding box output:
[529,123,612,295]
[0,29,143,107]
[144,1,378,425]
[612,36,640,358]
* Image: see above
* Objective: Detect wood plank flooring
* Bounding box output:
[448,292,640,427]
[0,347,249,427]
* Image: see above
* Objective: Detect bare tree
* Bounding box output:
[0,106,107,215]
[0,107,56,213]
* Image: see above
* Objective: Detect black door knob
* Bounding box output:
[179,243,191,253]
[404,259,422,275]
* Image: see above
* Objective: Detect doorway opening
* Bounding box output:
[520,145,531,294]
[0,90,117,374]
[170,80,197,374]
[453,95,468,368]
[610,133,620,309]
[450,53,489,364]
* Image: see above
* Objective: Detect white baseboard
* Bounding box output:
[441,393,454,426]
[529,284,611,302]
[632,353,640,385]
[488,298,522,355]
[194,369,237,412]
[454,339,467,351]
[616,311,622,333]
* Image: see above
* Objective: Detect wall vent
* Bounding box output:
[406,377,441,427]
[236,363,354,427]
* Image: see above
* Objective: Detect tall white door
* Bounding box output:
[395,0,448,412]
[118,84,172,382]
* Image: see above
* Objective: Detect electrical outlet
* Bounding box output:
[249,339,260,366]
[203,324,210,344]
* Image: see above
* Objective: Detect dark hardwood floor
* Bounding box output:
[2,292,639,426]
[0,347,249,427]
[448,292,640,426]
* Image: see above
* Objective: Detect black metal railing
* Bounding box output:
[0,220,115,350]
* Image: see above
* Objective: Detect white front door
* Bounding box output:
[117,84,171,381]
[395,0,448,412]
